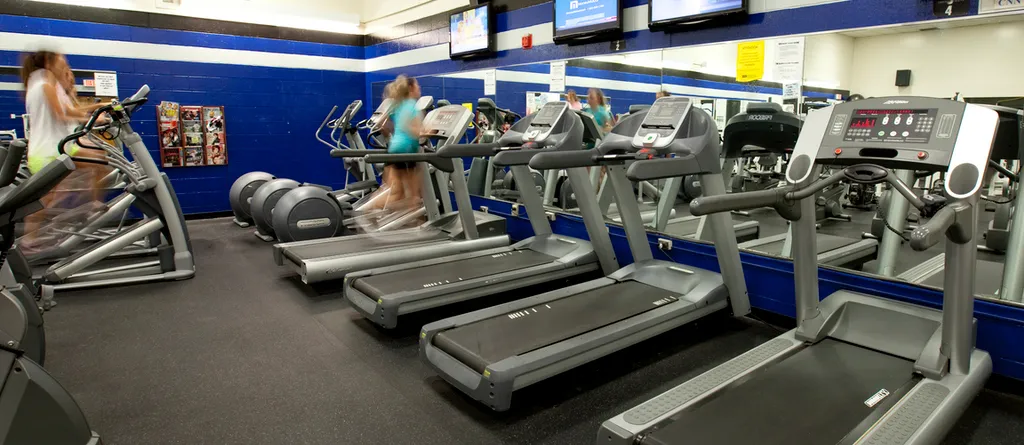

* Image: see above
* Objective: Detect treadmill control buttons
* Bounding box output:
[830,114,847,135]
[894,115,901,125]
[917,151,928,160]
[903,131,910,137]
[937,114,956,138]
[834,148,843,155]
[642,133,659,145]
[882,115,890,125]
[890,131,898,137]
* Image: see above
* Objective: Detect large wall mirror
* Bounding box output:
[379,12,1024,308]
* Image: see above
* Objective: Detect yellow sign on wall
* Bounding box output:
[462,103,474,128]
[736,40,765,83]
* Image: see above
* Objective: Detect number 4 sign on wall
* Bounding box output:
[934,0,969,17]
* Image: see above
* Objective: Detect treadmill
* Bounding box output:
[733,103,879,269]
[600,97,994,445]
[271,104,508,284]
[344,101,618,329]
[896,105,1023,298]
[419,97,751,411]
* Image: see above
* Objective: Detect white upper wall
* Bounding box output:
[658,34,854,89]
[361,0,468,30]
[849,20,1024,97]
[27,0,362,33]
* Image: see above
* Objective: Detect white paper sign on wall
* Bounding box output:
[93,72,118,97]
[783,82,802,100]
[484,70,497,96]
[550,61,566,93]
[980,0,1024,14]
[773,37,805,83]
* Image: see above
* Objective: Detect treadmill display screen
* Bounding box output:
[644,102,688,128]
[845,108,938,144]
[532,103,565,127]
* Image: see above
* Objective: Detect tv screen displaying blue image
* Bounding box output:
[450,5,492,58]
[553,0,622,41]
[650,0,746,26]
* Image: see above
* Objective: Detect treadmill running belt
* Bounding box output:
[922,259,1004,297]
[754,233,858,257]
[433,281,680,373]
[282,230,447,262]
[642,339,916,445]
[354,249,557,297]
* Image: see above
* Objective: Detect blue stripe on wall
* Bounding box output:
[0,49,364,215]
[0,14,363,60]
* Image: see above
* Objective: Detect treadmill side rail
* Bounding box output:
[597,333,802,445]
[856,350,991,445]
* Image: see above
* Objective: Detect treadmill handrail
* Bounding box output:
[331,148,387,158]
[910,202,974,250]
[626,155,702,180]
[529,136,634,170]
[364,153,455,173]
[692,166,928,221]
[435,142,500,158]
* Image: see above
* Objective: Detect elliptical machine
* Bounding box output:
[0,145,101,445]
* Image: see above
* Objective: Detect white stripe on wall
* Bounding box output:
[0,32,364,72]
[0,82,22,92]
[443,69,775,102]
[662,83,779,102]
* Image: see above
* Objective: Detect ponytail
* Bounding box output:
[20,50,60,87]
[389,75,418,101]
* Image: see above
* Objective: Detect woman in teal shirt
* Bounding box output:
[368,75,424,222]
[588,88,613,133]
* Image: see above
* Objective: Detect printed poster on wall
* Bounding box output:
[550,61,566,93]
[783,82,802,100]
[773,37,804,84]
[980,0,1024,13]
[484,69,497,96]
[93,72,119,97]
[735,41,765,83]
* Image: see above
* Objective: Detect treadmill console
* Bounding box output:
[367,98,395,131]
[522,101,569,144]
[337,100,363,130]
[632,97,693,149]
[422,105,474,144]
[788,96,999,200]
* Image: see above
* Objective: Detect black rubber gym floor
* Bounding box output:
[41,217,1024,445]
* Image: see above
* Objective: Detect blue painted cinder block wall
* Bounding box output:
[0,14,365,215]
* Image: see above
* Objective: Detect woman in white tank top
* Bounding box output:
[19,51,109,252]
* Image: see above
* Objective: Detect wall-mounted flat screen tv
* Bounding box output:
[553,0,622,43]
[649,0,747,28]
[450,4,494,59]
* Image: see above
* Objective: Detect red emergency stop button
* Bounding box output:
[834,148,842,155]
[917,151,927,160]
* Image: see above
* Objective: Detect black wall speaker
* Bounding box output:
[895,70,912,87]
